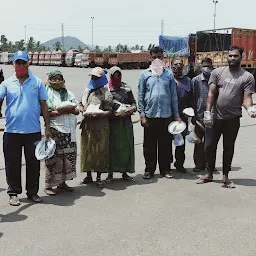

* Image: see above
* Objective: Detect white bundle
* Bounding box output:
[84,104,104,114]
[35,137,56,161]
[57,101,77,110]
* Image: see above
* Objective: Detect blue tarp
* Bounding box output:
[159,35,190,56]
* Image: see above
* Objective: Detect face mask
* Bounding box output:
[150,59,164,76]
[172,66,183,78]
[15,66,28,76]
[201,67,213,77]
[49,80,65,90]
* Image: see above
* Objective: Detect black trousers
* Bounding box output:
[3,132,41,196]
[143,118,172,174]
[205,117,240,175]
[193,120,206,170]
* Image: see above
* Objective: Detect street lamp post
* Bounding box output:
[24,25,27,50]
[91,17,94,50]
[213,0,218,30]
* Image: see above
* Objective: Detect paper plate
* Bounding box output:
[182,107,195,117]
[168,121,186,135]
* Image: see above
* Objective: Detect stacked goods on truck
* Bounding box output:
[32,52,39,65]
[28,51,33,65]
[44,51,51,65]
[0,52,8,64]
[108,52,151,69]
[94,53,110,68]
[159,34,196,75]
[65,49,79,67]
[38,51,45,65]
[88,52,96,68]
[196,27,256,75]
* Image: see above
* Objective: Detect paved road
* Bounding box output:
[0,65,256,256]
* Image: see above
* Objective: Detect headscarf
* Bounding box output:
[108,66,122,89]
[47,70,68,104]
[88,68,108,90]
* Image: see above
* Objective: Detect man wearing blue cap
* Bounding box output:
[0,50,51,206]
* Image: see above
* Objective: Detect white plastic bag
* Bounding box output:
[35,137,56,161]
[57,101,77,110]
[186,131,201,144]
[84,104,104,114]
[173,134,184,146]
[187,117,195,132]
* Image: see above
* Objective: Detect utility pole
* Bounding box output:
[91,17,94,50]
[161,20,164,36]
[61,23,65,51]
[24,26,27,50]
[213,0,218,30]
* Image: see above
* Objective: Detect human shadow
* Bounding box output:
[231,166,242,172]
[0,204,32,223]
[39,184,106,207]
[230,178,256,187]
[0,188,6,193]
[103,173,160,191]
[0,232,3,239]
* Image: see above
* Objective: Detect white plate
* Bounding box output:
[168,121,186,135]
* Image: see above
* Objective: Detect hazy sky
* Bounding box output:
[1,0,255,47]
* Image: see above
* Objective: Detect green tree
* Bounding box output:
[77,45,83,52]
[115,43,123,53]
[54,41,62,51]
[95,45,101,52]
[14,40,25,51]
[27,37,35,51]
[148,44,152,50]
[140,45,144,51]
[0,35,8,51]
[122,45,130,53]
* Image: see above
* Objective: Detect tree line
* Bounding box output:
[0,34,155,53]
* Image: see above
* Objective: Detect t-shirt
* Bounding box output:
[0,71,48,133]
[208,67,255,120]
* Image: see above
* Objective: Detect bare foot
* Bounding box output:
[197,174,213,184]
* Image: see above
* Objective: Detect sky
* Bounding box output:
[1,0,256,48]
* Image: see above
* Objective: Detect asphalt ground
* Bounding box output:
[0,65,256,256]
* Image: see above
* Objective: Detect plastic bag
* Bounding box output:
[84,104,104,114]
[57,101,77,110]
[35,137,56,161]
[187,117,195,132]
[186,131,201,144]
[173,134,184,146]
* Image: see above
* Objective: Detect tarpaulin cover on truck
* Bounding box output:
[159,35,190,56]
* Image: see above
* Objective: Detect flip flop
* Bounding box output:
[223,181,236,188]
[196,175,213,184]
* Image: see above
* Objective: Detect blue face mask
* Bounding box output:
[88,74,108,90]
[201,67,213,77]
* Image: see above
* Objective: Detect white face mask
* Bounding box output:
[150,58,164,76]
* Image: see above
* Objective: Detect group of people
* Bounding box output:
[0,45,255,206]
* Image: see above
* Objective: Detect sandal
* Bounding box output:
[196,175,213,184]
[142,172,153,179]
[96,178,103,188]
[79,176,93,185]
[122,173,135,181]
[57,183,74,192]
[44,188,57,196]
[164,172,174,179]
[223,180,236,188]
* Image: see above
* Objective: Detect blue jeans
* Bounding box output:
[3,132,41,196]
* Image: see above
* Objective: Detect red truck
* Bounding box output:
[108,52,151,69]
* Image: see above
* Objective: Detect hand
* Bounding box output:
[125,106,135,116]
[114,112,122,118]
[45,127,52,139]
[248,106,256,118]
[58,108,74,115]
[140,117,148,128]
[175,117,182,122]
[203,111,213,128]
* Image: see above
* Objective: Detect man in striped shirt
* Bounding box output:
[191,58,213,172]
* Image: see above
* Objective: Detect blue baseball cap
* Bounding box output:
[13,51,29,62]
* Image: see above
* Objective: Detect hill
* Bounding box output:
[42,36,91,51]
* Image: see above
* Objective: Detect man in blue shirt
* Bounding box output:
[138,46,180,179]
[0,51,51,206]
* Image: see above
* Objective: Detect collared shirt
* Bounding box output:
[0,70,48,133]
[138,68,179,119]
[191,73,209,120]
[175,76,193,118]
